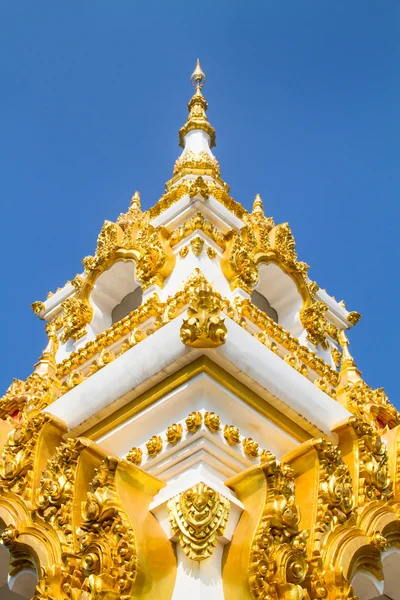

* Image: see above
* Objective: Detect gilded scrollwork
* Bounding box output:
[0,414,52,498]
[347,312,362,326]
[173,150,220,179]
[300,301,329,349]
[31,300,45,317]
[180,278,227,348]
[168,482,230,561]
[36,438,85,547]
[75,457,138,599]
[135,225,176,290]
[249,452,309,600]
[190,236,205,256]
[351,418,393,505]
[312,440,355,551]
[222,229,259,293]
[60,296,93,343]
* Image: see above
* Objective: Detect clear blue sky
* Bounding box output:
[0,2,398,404]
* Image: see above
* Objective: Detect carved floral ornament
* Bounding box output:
[126,412,272,469]
[168,482,230,561]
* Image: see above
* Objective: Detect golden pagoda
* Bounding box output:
[0,61,399,600]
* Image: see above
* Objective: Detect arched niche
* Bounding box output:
[8,568,37,599]
[112,287,143,324]
[88,260,141,337]
[251,289,278,322]
[254,263,303,337]
[352,548,400,600]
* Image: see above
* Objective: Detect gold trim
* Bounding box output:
[82,356,311,443]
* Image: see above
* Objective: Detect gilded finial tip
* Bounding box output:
[253,193,264,214]
[191,59,206,88]
[130,191,141,208]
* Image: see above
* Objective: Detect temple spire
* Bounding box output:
[179,59,216,149]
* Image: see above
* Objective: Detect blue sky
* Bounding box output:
[0,2,398,403]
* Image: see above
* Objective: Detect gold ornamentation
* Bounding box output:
[307,280,320,296]
[61,370,85,394]
[347,311,362,326]
[242,437,259,459]
[188,175,211,198]
[249,453,308,599]
[126,447,143,466]
[300,301,329,349]
[149,178,246,221]
[0,414,51,498]
[180,278,227,348]
[312,439,355,551]
[146,435,163,457]
[168,482,230,561]
[190,236,205,256]
[207,246,217,259]
[1,524,19,548]
[204,412,221,433]
[77,457,138,599]
[327,323,339,342]
[179,245,189,258]
[222,229,259,293]
[331,347,341,369]
[337,331,400,430]
[170,211,225,249]
[0,371,56,420]
[224,425,240,445]
[36,438,84,547]
[351,418,393,505]
[60,296,92,342]
[121,328,148,354]
[179,59,216,148]
[135,225,176,290]
[186,411,202,433]
[31,301,45,317]
[268,222,309,277]
[166,423,183,445]
[173,150,220,179]
[370,531,388,552]
[88,348,115,376]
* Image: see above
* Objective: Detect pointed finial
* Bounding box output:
[337,329,362,389]
[179,60,215,148]
[191,59,206,89]
[130,191,141,210]
[34,320,59,378]
[253,194,264,214]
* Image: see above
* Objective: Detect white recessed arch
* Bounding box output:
[255,263,303,337]
[88,260,141,338]
[351,547,400,600]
